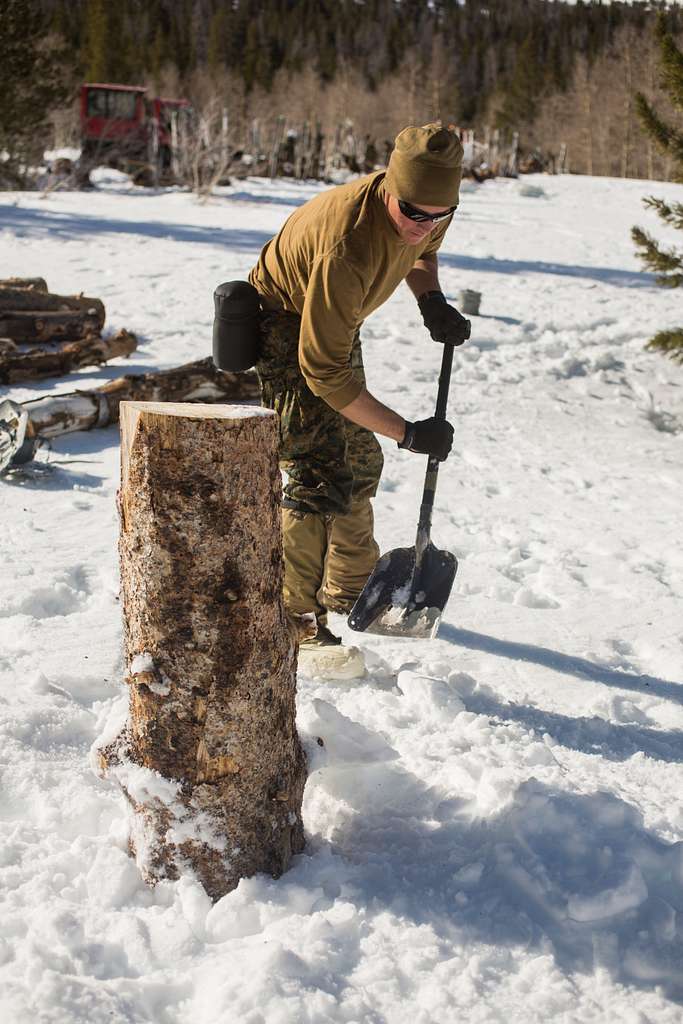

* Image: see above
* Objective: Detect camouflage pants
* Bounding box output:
[256,310,384,516]
[255,309,384,616]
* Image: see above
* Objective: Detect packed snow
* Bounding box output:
[1,167,682,1023]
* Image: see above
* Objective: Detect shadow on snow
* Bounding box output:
[438,251,654,289]
[1,204,655,290]
[465,689,683,765]
[0,203,273,252]
[299,747,683,1002]
[439,623,683,706]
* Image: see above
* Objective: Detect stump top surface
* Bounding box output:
[119,401,277,488]
[121,401,274,421]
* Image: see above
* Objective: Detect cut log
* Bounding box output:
[21,358,259,439]
[0,328,137,384]
[0,277,48,291]
[0,288,105,326]
[0,308,103,343]
[97,401,306,899]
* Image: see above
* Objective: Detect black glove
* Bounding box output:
[399,417,454,462]
[418,290,471,346]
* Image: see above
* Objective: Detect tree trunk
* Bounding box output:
[621,39,633,179]
[96,401,306,900]
[0,309,103,343]
[0,287,105,325]
[21,358,259,440]
[0,328,137,384]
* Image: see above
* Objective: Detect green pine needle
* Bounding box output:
[634,92,672,153]
[632,226,683,283]
[660,30,683,110]
[646,329,683,365]
[643,197,683,230]
[632,18,683,372]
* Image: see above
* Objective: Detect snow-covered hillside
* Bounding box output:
[1,170,682,1023]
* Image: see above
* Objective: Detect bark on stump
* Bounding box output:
[99,401,306,900]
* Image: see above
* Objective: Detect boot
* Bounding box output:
[282,508,365,678]
[299,622,342,649]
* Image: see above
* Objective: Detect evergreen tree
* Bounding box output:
[496,31,547,129]
[0,0,70,187]
[207,8,229,73]
[632,16,683,365]
[83,0,109,81]
[149,25,168,87]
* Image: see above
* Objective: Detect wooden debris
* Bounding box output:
[98,401,305,899]
[0,277,48,291]
[21,358,260,440]
[0,307,104,344]
[0,288,104,322]
[0,328,137,384]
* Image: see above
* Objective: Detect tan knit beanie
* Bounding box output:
[384,123,463,207]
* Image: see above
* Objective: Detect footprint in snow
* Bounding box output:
[0,565,94,620]
[489,581,561,609]
[513,587,561,610]
[608,695,654,726]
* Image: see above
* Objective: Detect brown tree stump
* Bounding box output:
[97,401,306,900]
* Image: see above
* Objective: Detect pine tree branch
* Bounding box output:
[659,28,683,111]
[631,226,683,284]
[642,196,683,230]
[634,92,673,153]
[646,328,683,366]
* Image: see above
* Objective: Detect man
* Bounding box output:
[249,123,469,663]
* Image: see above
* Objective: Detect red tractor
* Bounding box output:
[79,83,191,182]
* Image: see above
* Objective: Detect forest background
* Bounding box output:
[18,0,683,180]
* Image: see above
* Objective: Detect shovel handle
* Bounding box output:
[434,341,455,421]
[415,342,455,558]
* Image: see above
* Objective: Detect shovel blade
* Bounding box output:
[348,541,457,639]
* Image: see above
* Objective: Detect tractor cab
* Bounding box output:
[79,84,191,183]
[80,84,149,163]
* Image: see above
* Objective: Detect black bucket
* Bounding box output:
[212,280,262,372]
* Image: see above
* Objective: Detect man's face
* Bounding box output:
[385,194,453,245]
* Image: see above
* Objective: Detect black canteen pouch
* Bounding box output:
[212,280,262,372]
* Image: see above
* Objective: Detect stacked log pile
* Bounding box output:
[0,277,134,383]
[0,330,138,385]
[0,278,261,474]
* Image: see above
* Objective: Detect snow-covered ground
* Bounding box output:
[1,169,682,1024]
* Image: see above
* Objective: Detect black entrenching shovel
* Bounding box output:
[348,340,459,640]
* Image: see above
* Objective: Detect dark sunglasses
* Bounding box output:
[398,199,457,223]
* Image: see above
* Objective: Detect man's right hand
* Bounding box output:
[398,417,454,461]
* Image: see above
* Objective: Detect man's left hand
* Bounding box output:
[418,291,471,346]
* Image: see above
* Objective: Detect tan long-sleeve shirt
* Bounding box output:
[249,171,452,410]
